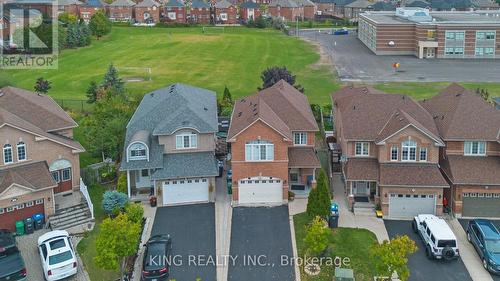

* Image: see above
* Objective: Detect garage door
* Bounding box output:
[162,178,209,205]
[462,192,500,218]
[238,177,283,204]
[388,194,436,218]
[0,199,45,231]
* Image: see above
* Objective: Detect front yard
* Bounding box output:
[294,213,378,281]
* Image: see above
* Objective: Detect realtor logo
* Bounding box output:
[0,0,58,69]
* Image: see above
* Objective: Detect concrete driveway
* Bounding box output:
[384,220,472,281]
[458,219,500,281]
[151,203,216,281]
[228,206,295,281]
[299,30,500,83]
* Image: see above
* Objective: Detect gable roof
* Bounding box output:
[406,0,430,8]
[269,0,299,8]
[215,0,233,8]
[228,80,319,141]
[0,161,56,195]
[345,0,373,8]
[294,0,316,7]
[191,0,210,8]
[429,0,472,10]
[371,1,395,11]
[240,1,260,8]
[420,84,500,141]
[58,0,84,5]
[83,0,105,7]
[332,86,441,142]
[165,0,183,7]
[109,0,135,6]
[136,0,161,7]
[440,155,500,185]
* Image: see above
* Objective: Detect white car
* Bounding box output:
[37,230,78,281]
[412,214,460,260]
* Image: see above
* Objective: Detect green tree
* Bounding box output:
[303,216,330,255]
[476,88,490,102]
[369,235,417,281]
[66,24,79,48]
[86,81,98,103]
[259,66,304,93]
[94,213,141,278]
[102,63,125,95]
[255,15,267,28]
[222,85,233,106]
[78,23,92,46]
[89,10,112,39]
[117,172,128,194]
[34,77,51,95]
[102,190,129,215]
[125,203,144,225]
[58,12,78,25]
[306,170,331,218]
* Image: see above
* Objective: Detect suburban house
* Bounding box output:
[80,0,106,23]
[421,84,500,218]
[343,0,373,21]
[240,1,261,21]
[120,83,219,206]
[296,0,317,19]
[107,0,135,22]
[0,87,85,231]
[189,0,211,24]
[268,0,301,21]
[135,0,161,23]
[215,0,237,24]
[316,0,336,15]
[331,86,449,219]
[164,0,186,23]
[57,0,83,15]
[227,80,321,205]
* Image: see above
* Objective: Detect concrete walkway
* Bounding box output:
[132,202,156,281]
[215,172,232,281]
[331,173,389,243]
[448,219,493,281]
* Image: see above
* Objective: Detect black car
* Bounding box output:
[0,230,27,281]
[141,235,172,281]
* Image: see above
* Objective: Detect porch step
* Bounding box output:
[52,217,95,231]
[353,202,375,209]
[55,203,88,215]
[354,207,376,216]
[50,203,93,231]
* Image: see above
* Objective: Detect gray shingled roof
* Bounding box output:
[269,0,299,8]
[216,0,233,8]
[240,1,260,8]
[110,0,135,6]
[58,0,84,5]
[165,0,184,7]
[136,0,161,7]
[151,152,218,180]
[191,0,210,8]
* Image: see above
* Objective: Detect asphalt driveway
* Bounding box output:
[384,220,472,281]
[459,219,500,281]
[228,206,295,281]
[151,203,216,281]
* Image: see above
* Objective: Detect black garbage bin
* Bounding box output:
[24,217,34,234]
[328,213,339,228]
[32,213,45,230]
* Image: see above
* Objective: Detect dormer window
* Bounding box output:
[128,142,148,160]
[3,144,13,164]
[464,141,486,156]
[402,140,417,161]
[176,133,197,149]
[293,132,307,145]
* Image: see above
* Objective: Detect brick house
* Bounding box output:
[0,87,84,231]
[164,0,186,23]
[80,0,106,23]
[135,0,161,23]
[295,0,317,19]
[188,0,211,24]
[331,86,449,219]
[57,0,84,16]
[108,0,135,22]
[421,84,500,218]
[215,0,237,24]
[316,0,336,15]
[240,1,260,22]
[227,80,321,205]
[268,0,301,21]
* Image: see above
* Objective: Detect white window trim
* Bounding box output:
[52,171,60,183]
[62,168,72,181]
[464,141,486,156]
[175,133,198,150]
[293,132,308,146]
[401,140,417,162]
[127,141,149,161]
[3,144,13,164]
[16,141,27,162]
[419,147,428,162]
[355,142,369,156]
[245,141,274,162]
[390,146,398,161]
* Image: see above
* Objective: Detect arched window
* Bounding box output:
[3,144,13,164]
[402,140,417,161]
[129,142,148,160]
[17,141,26,161]
[245,140,274,161]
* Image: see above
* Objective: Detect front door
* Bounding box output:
[426,47,436,58]
[354,181,369,196]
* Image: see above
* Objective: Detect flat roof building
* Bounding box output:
[358,8,500,59]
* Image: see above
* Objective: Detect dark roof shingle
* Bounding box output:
[0,161,56,194]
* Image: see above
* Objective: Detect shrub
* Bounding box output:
[125,203,144,225]
[304,216,330,256]
[102,191,129,215]
[370,235,417,281]
[117,172,127,194]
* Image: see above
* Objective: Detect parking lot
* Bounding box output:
[384,220,472,281]
[299,30,500,83]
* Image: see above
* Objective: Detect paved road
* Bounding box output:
[458,219,500,281]
[228,206,295,281]
[151,203,216,281]
[299,30,500,83]
[384,220,472,281]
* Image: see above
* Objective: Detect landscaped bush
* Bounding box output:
[99,164,117,183]
[156,22,193,28]
[117,172,127,194]
[102,191,129,215]
[125,203,144,225]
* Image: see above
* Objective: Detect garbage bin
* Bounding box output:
[227,180,232,195]
[330,202,339,215]
[328,213,339,228]
[32,213,45,230]
[15,220,25,236]
[24,217,34,234]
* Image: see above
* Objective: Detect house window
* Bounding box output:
[245,140,274,161]
[290,173,299,182]
[355,142,369,156]
[141,169,149,177]
[35,199,44,205]
[51,171,60,183]
[26,201,34,207]
[390,146,398,161]
[17,142,26,161]
[420,147,427,161]
[129,142,147,160]
[427,30,435,39]
[402,140,417,161]
[0,208,3,214]
[445,31,464,40]
[62,168,72,181]
[464,141,486,156]
[176,133,197,149]
[3,144,13,164]
[293,132,307,145]
[476,31,495,40]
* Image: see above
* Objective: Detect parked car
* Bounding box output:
[37,230,77,281]
[142,234,172,281]
[333,28,349,35]
[0,229,27,281]
[466,219,500,274]
[413,214,459,260]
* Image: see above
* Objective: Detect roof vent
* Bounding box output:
[238,112,242,117]
[150,93,154,97]
[455,93,462,97]
[254,112,258,116]
[441,115,444,120]
[433,115,438,119]
[395,112,399,116]
[182,121,189,125]
[353,105,356,110]
[204,107,208,111]
[241,98,246,103]
[250,102,253,106]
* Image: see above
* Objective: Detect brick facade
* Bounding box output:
[135,6,161,23]
[240,7,261,21]
[108,6,134,21]
[380,186,444,217]
[216,6,237,24]
[189,7,211,24]
[164,6,186,23]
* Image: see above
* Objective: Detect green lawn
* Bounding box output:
[76,184,120,281]
[294,213,378,281]
[0,26,338,105]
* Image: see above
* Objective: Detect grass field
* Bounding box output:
[0,27,338,105]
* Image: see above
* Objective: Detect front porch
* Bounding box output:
[126,169,154,201]
[289,167,318,197]
[346,180,380,210]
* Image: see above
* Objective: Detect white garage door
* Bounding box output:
[238,177,283,205]
[388,193,436,218]
[162,178,209,205]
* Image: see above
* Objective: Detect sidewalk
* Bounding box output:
[215,173,232,281]
[331,173,389,243]
[132,202,157,281]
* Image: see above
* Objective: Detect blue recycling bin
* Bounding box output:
[32,213,45,230]
[330,202,339,215]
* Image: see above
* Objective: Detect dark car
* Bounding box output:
[141,235,172,281]
[0,230,27,281]
[333,28,349,35]
[467,219,500,274]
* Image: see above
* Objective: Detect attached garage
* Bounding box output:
[0,199,45,231]
[162,178,209,205]
[238,177,283,205]
[388,193,436,218]
[462,192,500,218]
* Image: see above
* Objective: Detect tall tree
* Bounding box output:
[34,77,51,95]
[369,235,417,281]
[102,63,125,94]
[306,170,331,218]
[86,81,99,103]
[222,85,233,106]
[89,10,112,39]
[259,66,304,93]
